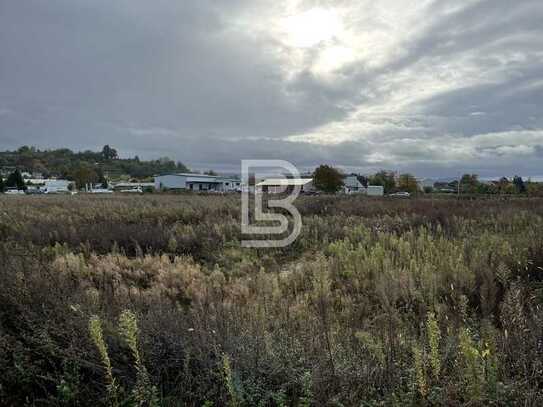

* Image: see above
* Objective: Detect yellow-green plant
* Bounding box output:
[222,353,241,407]
[89,315,119,405]
[480,320,499,397]
[118,310,159,406]
[412,344,428,398]
[167,236,178,253]
[298,371,313,407]
[458,328,484,401]
[426,312,441,381]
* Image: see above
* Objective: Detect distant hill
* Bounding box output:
[0,145,189,185]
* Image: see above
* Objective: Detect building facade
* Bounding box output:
[366,185,385,196]
[343,175,366,194]
[256,178,314,194]
[154,173,241,192]
[26,178,74,193]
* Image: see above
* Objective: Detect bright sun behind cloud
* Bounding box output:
[280,8,341,48]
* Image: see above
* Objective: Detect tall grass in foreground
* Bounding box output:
[0,195,542,405]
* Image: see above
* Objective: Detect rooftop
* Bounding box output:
[256,178,313,186]
[156,173,239,181]
[156,172,220,178]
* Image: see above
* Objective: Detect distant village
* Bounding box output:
[1,167,540,198]
[0,145,541,197]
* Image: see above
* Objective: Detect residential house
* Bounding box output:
[343,175,366,194]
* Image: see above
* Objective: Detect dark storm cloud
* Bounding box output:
[0,0,542,176]
[0,1,347,146]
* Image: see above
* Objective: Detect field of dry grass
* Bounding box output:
[1,194,543,405]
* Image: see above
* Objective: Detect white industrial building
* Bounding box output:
[256,178,314,194]
[154,173,241,192]
[26,179,74,193]
[111,182,155,192]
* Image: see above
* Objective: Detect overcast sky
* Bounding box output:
[1,0,542,177]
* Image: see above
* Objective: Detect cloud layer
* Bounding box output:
[0,0,542,176]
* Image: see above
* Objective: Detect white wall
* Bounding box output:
[367,186,384,196]
[219,179,241,191]
[43,179,73,192]
[155,175,187,190]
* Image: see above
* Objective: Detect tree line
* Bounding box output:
[439,173,531,195]
[0,169,26,191]
[312,166,420,194]
[0,145,189,189]
[311,165,542,195]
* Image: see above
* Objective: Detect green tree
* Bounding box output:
[0,175,5,192]
[96,167,108,189]
[512,175,526,194]
[176,161,189,172]
[101,145,118,160]
[526,181,543,196]
[369,171,396,194]
[476,182,493,194]
[397,173,418,194]
[459,174,479,194]
[6,170,26,190]
[17,145,34,154]
[0,145,190,180]
[69,164,99,189]
[313,165,344,193]
[497,177,514,194]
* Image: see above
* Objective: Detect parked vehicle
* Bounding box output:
[25,188,45,195]
[119,187,143,193]
[389,191,411,198]
[4,188,25,195]
[43,188,72,194]
[90,188,113,194]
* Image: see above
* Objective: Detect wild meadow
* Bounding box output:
[1,194,543,406]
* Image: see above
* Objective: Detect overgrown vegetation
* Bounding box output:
[0,145,189,183]
[1,194,543,405]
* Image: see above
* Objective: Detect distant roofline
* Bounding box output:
[113,182,154,186]
[257,178,313,186]
[154,173,240,181]
[155,172,219,178]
